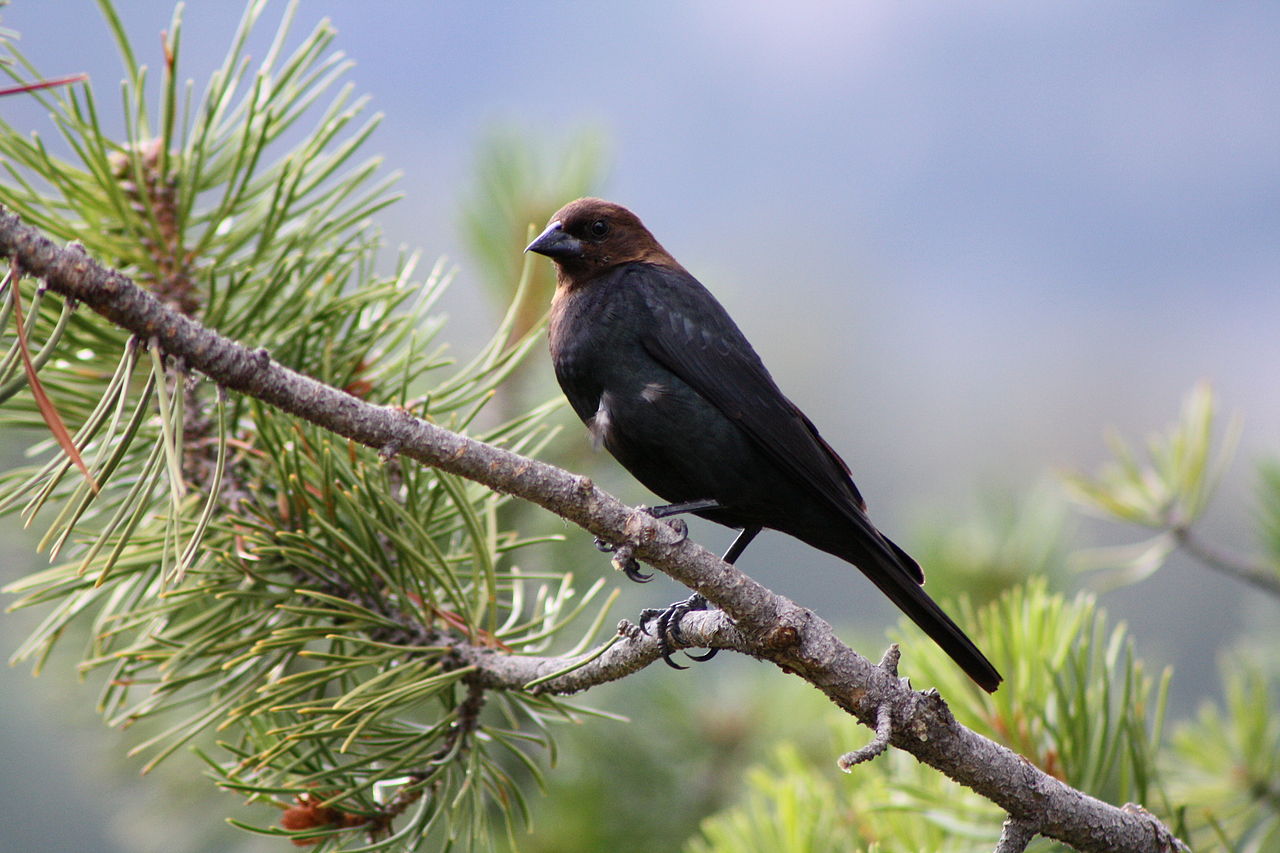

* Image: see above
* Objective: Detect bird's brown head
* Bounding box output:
[525,198,682,283]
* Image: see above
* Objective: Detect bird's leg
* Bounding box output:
[719,524,760,564]
[641,525,761,668]
[593,499,725,583]
[645,498,723,541]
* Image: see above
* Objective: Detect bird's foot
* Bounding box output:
[592,505,695,584]
[593,537,652,582]
[637,504,692,542]
[639,593,718,669]
[660,515,689,541]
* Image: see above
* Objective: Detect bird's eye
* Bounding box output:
[589,219,609,238]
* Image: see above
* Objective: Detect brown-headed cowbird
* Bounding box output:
[527,198,1001,692]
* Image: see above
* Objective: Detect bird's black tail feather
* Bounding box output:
[829,528,1003,693]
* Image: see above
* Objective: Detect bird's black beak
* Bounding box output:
[525,221,583,259]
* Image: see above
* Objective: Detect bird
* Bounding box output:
[526,198,1002,692]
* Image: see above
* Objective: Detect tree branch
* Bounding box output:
[995,816,1038,853]
[463,609,745,694]
[0,208,1187,853]
[1172,524,1280,598]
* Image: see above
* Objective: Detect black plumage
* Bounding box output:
[527,198,1001,692]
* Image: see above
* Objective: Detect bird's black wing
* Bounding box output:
[630,264,1001,690]
[629,264,910,548]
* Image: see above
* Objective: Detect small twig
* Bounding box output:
[363,681,489,839]
[837,701,893,771]
[1121,803,1193,853]
[878,643,901,677]
[609,542,637,574]
[467,608,744,696]
[994,816,1037,853]
[1172,525,1280,598]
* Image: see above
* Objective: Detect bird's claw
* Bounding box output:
[623,563,653,583]
[594,537,653,582]
[616,549,652,582]
[639,593,717,669]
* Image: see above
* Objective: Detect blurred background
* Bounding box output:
[1,2,1277,850]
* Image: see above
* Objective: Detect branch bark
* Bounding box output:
[995,816,1038,853]
[0,208,1187,853]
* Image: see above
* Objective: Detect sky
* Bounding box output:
[10,1,1275,487]
[1,3,1278,849]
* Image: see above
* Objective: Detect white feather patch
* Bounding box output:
[640,382,666,403]
[587,392,615,450]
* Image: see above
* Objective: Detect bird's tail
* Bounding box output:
[826,527,1003,693]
